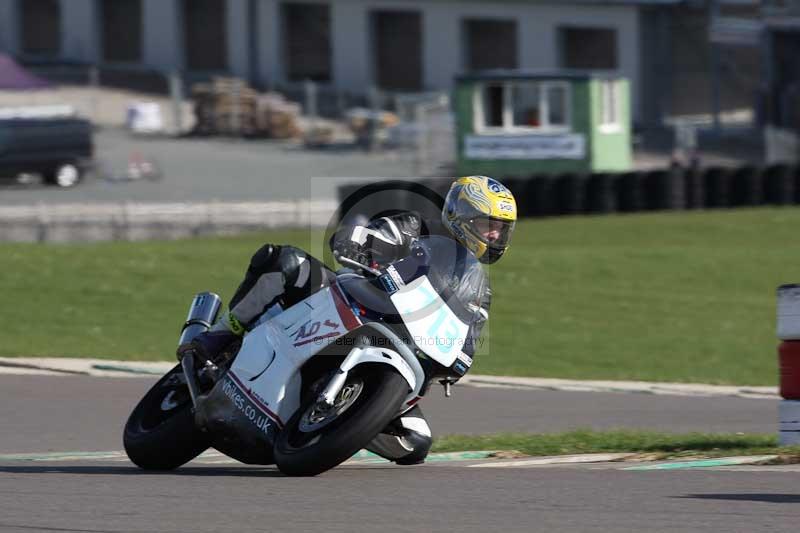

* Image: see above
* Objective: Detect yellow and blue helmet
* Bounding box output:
[441,176,518,264]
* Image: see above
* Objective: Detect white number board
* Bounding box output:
[390,276,469,367]
[465,134,586,160]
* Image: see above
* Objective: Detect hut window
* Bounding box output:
[475,81,570,133]
[511,84,541,127]
[547,85,568,126]
[482,84,504,127]
[600,80,621,130]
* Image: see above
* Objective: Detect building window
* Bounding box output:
[183,0,228,71]
[559,27,618,70]
[20,0,61,55]
[371,10,423,91]
[599,80,621,131]
[282,3,332,82]
[463,19,517,70]
[101,0,142,63]
[474,82,571,133]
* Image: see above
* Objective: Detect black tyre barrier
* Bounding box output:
[339,164,799,225]
[729,166,762,206]
[703,167,732,208]
[554,173,587,215]
[586,173,617,214]
[763,165,795,205]
[644,170,686,210]
[527,175,557,217]
[684,167,705,209]
[501,177,533,218]
[615,172,646,213]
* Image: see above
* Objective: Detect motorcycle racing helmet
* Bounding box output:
[441,176,518,264]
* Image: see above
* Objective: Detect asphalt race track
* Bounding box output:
[0,374,795,533]
[0,129,416,206]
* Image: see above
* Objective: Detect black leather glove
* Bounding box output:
[176,339,207,364]
[176,330,237,363]
[334,237,369,267]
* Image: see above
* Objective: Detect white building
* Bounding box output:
[0,0,762,126]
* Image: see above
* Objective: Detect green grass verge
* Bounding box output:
[432,430,800,460]
[1,207,797,385]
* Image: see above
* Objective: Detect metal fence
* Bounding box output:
[0,201,339,243]
[390,92,456,176]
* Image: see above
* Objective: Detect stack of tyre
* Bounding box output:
[777,284,800,445]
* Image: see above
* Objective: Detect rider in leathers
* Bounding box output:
[178,176,518,464]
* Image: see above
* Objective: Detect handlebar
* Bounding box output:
[333,251,383,277]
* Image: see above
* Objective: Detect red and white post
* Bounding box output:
[777,284,800,445]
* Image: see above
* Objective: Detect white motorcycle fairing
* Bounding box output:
[194,282,427,464]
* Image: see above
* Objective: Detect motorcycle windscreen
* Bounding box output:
[389,275,470,367]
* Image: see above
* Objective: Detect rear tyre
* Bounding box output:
[44,162,82,188]
[274,365,409,476]
[123,364,211,470]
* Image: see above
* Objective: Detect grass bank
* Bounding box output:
[1,207,797,385]
[432,430,800,460]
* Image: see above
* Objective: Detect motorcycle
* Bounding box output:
[123,235,480,476]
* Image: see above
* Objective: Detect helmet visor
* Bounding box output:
[471,217,515,248]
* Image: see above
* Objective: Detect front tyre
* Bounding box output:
[274,364,409,476]
[123,364,211,470]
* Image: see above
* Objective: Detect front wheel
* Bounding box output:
[274,364,409,476]
[123,364,211,470]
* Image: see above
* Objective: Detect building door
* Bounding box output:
[20,0,61,56]
[372,10,423,91]
[183,0,228,71]
[101,0,142,63]
[772,30,800,129]
[559,26,618,70]
[282,3,332,82]
[464,19,518,70]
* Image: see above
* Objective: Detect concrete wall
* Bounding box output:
[59,0,99,62]
[0,0,19,55]
[257,0,281,89]
[143,0,183,71]
[227,0,250,78]
[331,0,370,90]
[0,201,338,243]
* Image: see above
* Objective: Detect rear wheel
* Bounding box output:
[274,365,409,476]
[123,364,211,470]
[44,162,82,188]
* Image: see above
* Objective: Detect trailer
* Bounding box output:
[0,115,93,188]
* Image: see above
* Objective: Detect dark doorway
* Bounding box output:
[101,0,142,63]
[559,26,618,70]
[771,30,800,128]
[183,0,228,71]
[464,19,518,70]
[20,0,61,56]
[371,10,423,91]
[282,3,332,82]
